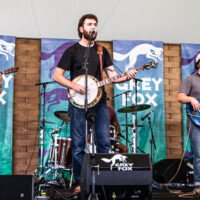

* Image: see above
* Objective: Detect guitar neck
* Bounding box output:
[0,67,18,75]
[97,65,144,87]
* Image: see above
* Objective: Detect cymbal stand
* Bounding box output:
[125,92,128,147]
[131,78,142,153]
[107,90,131,147]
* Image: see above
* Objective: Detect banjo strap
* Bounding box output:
[97,43,103,79]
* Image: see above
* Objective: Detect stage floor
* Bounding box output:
[34,185,196,200]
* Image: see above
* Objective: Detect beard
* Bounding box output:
[83,29,97,41]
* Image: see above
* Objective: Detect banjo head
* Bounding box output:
[68,75,102,109]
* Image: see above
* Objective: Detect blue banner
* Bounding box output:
[181,44,200,154]
[113,40,165,164]
[0,35,16,174]
[40,38,77,171]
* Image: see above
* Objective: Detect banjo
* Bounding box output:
[68,61,157,109]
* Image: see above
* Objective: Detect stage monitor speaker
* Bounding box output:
[80,153,152,200]
[153,159,191,183]
[0,175,34,200]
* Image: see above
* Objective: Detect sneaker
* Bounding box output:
[73,185,81,195]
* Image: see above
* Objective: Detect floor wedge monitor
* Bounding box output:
[80,153,152,200]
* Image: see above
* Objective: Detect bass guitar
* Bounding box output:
[68,61,157,109]
[186,99,200,127]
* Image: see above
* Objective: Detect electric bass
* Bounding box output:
[186,99,200,127]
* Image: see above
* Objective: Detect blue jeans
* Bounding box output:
[69,102,110,184]
[188,118,200,186]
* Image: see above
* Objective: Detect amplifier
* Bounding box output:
[0,175,34,200]
[80,153,152,199]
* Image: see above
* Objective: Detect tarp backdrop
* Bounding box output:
[113,40,166,164]
[181,43,200,153]
[40,38,77,173]
[0,35,16,174]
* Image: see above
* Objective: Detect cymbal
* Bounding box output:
[121,124,144,127]
[39,120,55,124]
[118,104,151,113]
[54,111,70,123]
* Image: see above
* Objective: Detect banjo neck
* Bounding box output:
[97,65,145,87]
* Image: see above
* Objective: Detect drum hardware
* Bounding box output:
[106,90,131,101]
[54,111,70,123]
[108,90,131,147]
[41,124,72,187]
[119,133,145,154]
[39,120,56,124]
[121,124,144,128]
[117,77,148,153]
[118,104,151,113]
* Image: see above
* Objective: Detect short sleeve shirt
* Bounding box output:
[57,42,113,81]
[179,73,200,99]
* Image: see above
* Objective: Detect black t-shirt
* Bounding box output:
[57,42,113,102]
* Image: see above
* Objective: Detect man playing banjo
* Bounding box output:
[53,14,137,194]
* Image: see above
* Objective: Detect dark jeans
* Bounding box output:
[69,102,110,184]
[188,118,200,186]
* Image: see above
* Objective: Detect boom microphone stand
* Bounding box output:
[147,115,156,160]
[35,81,55,178]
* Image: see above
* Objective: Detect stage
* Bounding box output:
[34,184,196,200]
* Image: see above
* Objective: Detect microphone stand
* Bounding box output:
[147,115,156,161]
[35,81,56,177]
[82,33,98,200]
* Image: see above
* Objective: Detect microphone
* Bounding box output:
[141,110,153,121]
[90,30,96,36]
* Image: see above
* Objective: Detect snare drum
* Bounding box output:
[50,137,72,169]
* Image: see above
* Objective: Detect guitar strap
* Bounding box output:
[97,43,103,79]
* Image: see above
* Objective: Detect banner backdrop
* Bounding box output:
[0,36,16,174]
[40,38,77,171]
[181,44,200,153]
[113,40,165,164]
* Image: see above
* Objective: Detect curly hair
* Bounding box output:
[77,14,98,38]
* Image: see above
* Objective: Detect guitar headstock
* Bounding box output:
[143,61,158,70]
[0,67,19,75]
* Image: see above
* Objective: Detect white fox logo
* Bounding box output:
[0,39,15,60]
[113,43,163,72]
[101,154,128,170]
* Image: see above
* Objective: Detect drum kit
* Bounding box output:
[38,102,152,187]
[39,111,72,186]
